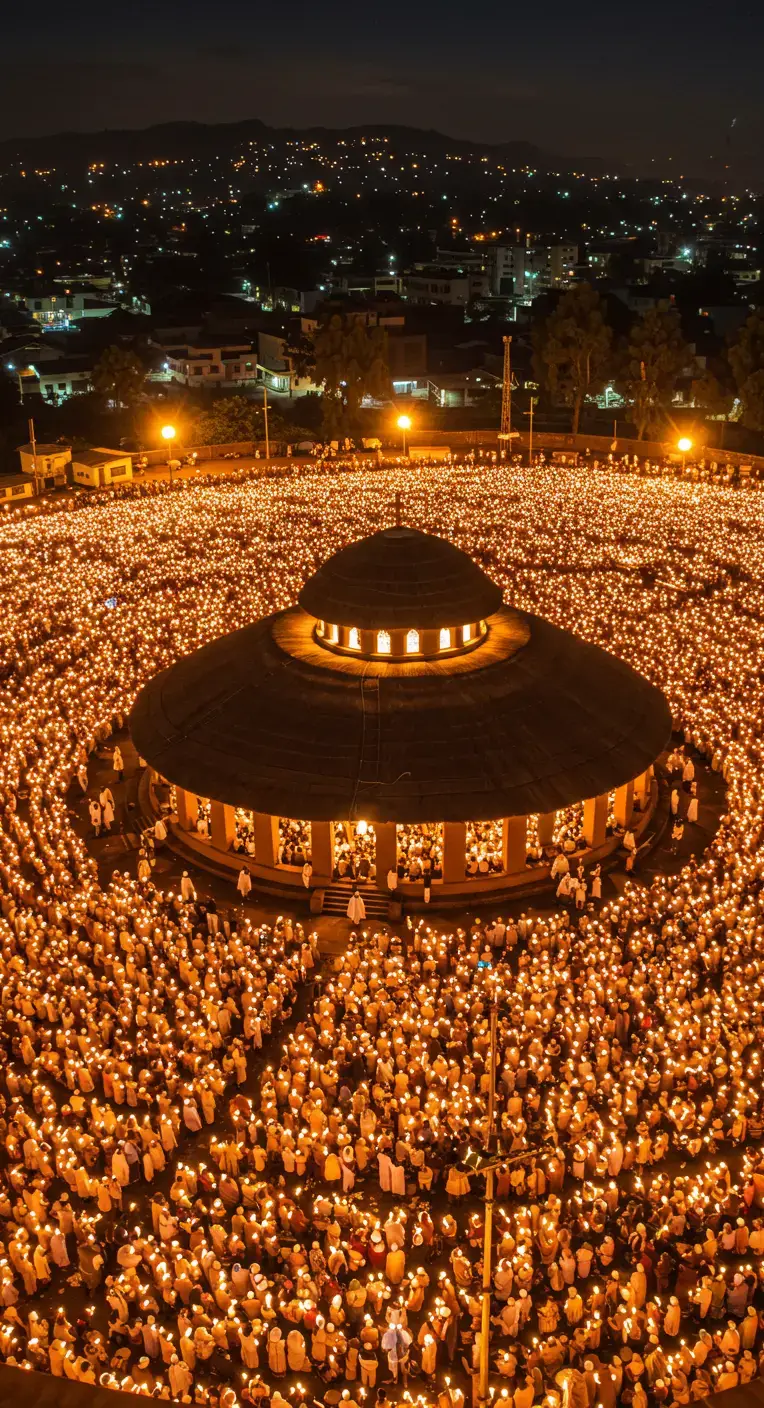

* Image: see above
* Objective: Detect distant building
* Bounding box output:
[70,449,132,489]
[426,369,501,408]
[486,243,578,301]
[257,331,319,397]
[0,475,35,503]
[163,341,258,387]
[404,268,488,306]
[22,357,93,403]
[22,292,116,330]
[17,443,72,487]
[388,331,428,394]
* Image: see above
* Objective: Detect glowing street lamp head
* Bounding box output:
[397,415,412,431]
[677,436,692,454]
[161,424,176,443]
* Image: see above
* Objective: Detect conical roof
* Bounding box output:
[131,528,672,824]
[298,526,504,629]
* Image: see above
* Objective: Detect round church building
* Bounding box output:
[130,525,671,913]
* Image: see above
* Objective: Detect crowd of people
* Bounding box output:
[0,459,761,1408]
[396,826,444,884]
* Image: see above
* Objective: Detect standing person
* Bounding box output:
[302,860,312,890]
[590,863,602,901]
[687,793,699,824]
[88,799,102,837]
[237,865,252,901]
[387,866,398,901]
[347,887,366,927]
[112,745,124,783]
[670,817,685,854]
[180,871,196,903]
[381,1324,412,1387]
[556,871,572,905]
[100,790,115,833]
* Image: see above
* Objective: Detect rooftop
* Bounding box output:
[131,527,671,824]
[298,526,504,630]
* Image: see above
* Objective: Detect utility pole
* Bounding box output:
[499,335,512,460]
[525,396,538,468]
[263,384,270,461]
[28,416,41,497]
[478,1003,498,1408]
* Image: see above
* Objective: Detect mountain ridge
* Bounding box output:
[0,117,605,175]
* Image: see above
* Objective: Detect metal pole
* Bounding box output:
[28,417,41,497]
[478,1003,498,1408]
[500,335,512,460]
[528,397,535,468]
[263,384,270,461]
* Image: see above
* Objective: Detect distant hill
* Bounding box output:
[0,118,605,175]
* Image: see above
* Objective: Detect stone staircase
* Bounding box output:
[320,877,390,919]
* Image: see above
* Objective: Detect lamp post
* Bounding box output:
[397,414,411,457]
[263,384,270,462]
[677,436,692,474]
[161,424,176,482]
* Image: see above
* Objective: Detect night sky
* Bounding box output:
[3,0,762,182]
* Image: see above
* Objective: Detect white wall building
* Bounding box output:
[71,449,132,489]
[163,341,258,387]
[487,243,578,301]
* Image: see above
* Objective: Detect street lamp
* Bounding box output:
[161,424,176,482]
[396,414,411,456]
[677,435,692,473]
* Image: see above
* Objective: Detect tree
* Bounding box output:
[282,328,316,382]
[729,311,764,431]
[91,346,146,409]
[693,369,736,422]
[619,305,693,439]
[532,284,612,434]
[313,313,390,440]
[193,394,290,446]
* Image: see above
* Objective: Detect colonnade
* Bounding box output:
[169,767,654,892]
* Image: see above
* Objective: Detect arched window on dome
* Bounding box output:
[316,619,325,637]
[406,629,420,654]
[328,623,339,643]
[462,624,472,644]
[348,627,361,650]
[377,630,391,654]
[439,627,451,650]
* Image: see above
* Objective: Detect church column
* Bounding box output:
[614,780,635,830]
[503,816,527,874]
[583,793,608,848]
[176,789,198,831]
[443,822,467,884]
[633,770,650,808]
[390,629,407,656]
[420,628,440,655]
[210,801,235,851]
[253,812,279,868]
[375,822,397,892]
[536,811,556,847]
[310,821,334,883]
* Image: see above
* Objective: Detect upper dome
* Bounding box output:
[298,526,504,630]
